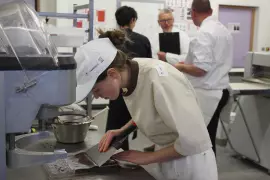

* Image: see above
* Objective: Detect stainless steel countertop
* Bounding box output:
[7,130,156,180]
[7,165,155,180]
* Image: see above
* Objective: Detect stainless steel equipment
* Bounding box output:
[6,114,152,179]
[0,1,94,178]
[0,1,155,180]
[221,52,270,172]
[52,115,92,144]
[51,106,109,143]
[0,2,156,180]
[7,131,156,180]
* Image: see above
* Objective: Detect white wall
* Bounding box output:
[39,0,270,51]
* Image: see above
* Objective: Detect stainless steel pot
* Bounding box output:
[52,114,92,144]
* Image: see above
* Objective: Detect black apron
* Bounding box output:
[207,89,230,155]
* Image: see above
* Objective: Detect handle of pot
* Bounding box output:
[90,106,109,120]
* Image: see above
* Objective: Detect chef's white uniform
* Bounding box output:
[151,27,190,65]
[185,16,233,125]
[124,58,218,180]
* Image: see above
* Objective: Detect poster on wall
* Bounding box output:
[166,0,197,37]
[186,8,192,20]
[166,0,192,8]
[173,7,185,22]
[228,23,241,34]
[166,0,193,21]
[174,22,188,32]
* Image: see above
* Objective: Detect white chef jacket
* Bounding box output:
[123,58,217,180]
[152,27,190,65]
[185,16,233,90]
[184,16,233,125]
[124,58,211,156]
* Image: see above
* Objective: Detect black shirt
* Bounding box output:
[122,28,152,58]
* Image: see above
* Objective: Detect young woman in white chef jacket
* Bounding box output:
[75,29,218,180]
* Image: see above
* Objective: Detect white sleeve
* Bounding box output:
[165,31,190,65]
[190,31,214,71]
[179,31,190,59]
[151,34,159,59]
[165,53,186,65]
[152,75,211,156]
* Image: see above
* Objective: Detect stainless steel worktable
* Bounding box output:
[7,130,156,180]
[7,165,155,180]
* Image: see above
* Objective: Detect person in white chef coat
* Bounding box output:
[174,0,233,154]
[152,8,190,65]
[74,29,218,180]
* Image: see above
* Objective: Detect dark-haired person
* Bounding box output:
[174,0,233,155]
[102,6,152,151]
[115,5,152,58]
[75,29,218,180]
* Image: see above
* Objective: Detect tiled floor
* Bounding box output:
[92,110,270,180]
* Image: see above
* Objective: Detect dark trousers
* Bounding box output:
[106,92,134,151]
[207,89,230,155]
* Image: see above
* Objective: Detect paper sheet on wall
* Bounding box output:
[174,22,188,32]
[167,0,193,21]
[166,0,197,37]
[166,0,192,8]
[173,7,185,22]
[185,8,192,20]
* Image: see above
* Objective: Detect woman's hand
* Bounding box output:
[98,129,122,152]
[112,150,154,165]
[113,145,182,165]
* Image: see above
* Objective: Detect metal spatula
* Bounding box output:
[80,124,137,167]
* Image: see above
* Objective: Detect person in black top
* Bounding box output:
[115,6,152,58]
[98,6,152,151]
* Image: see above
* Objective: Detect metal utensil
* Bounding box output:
[90,106,109,120]
[82,124,137,167]
[52,106,109,143]
[52,115,92,144]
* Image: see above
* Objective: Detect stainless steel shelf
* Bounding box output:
[38,12,88,19]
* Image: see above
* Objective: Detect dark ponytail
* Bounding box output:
[97,28,127,49]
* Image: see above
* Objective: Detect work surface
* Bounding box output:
[7,130,155,180]
[7,165,154,180]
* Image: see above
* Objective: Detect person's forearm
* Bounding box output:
[120,120,136,132]
[148,145,182,164]
[175,63,206,77]
[166,53,185,65]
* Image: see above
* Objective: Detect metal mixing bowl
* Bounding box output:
[51,114,92,144]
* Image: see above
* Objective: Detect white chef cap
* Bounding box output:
[74,38,117,103]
